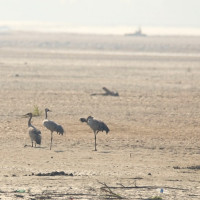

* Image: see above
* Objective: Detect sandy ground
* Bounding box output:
[0,32,200,199]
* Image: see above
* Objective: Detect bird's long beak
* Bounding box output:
[22,113,29,118]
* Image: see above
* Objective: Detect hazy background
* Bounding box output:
[0,0,200,35]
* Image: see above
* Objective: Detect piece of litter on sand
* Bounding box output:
[15,190,26,193]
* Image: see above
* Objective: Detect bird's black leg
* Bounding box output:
[94,132,97,151]
[50,131,53,150]
[31,141,33,147]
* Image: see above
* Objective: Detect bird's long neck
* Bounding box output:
[28,115,32,127]
[45,110,48,119]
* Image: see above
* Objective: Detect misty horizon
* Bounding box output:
[0,21,200,36]
[0,0,200,35]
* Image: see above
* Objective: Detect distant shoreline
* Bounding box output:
[0,22,200,36]
[1,30,200,38]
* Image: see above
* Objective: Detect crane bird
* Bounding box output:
[24,112,41,147]
[80,116,109,151]
[43,108,64,150]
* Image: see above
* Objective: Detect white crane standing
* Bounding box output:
[43,108,64,150]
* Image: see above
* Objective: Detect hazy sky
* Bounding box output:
[0,0,199,27]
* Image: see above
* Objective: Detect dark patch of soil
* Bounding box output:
[35,171,73,176]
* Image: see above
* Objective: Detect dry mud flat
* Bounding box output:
[0,32,200,199]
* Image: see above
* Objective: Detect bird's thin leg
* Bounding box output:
[50,131,53,150]
[35,142,36,148]
[31,141,33,147]
[94,132,97,151]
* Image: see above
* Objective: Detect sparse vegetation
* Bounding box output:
[147,196,163,200]
[98,181,123,199]
[32,105,42,116]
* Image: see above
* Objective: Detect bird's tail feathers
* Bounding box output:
[101,122,110,134]
[56,125,64,135]
[106,127,110,134]
[35,135,41,145]
[105,126,110,134]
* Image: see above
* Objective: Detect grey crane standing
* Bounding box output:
[80,116,110,151]
[43,108,64,150]
[25,112,41,147]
